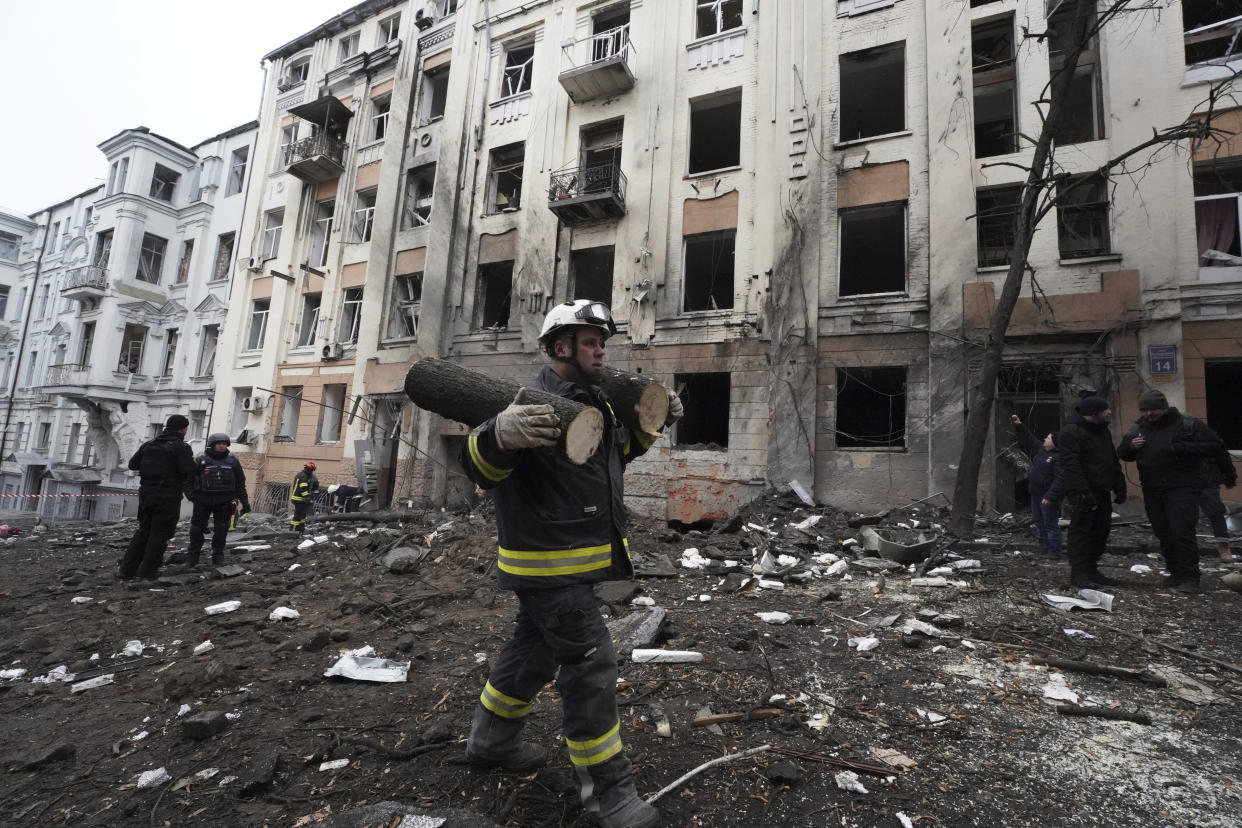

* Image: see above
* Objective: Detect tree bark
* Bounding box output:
[598,367,669,435]
[404,358,603,464]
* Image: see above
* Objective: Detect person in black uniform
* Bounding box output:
[186,433,250,568]
[119,414,196,582]
[289,462,318,533]
[1055,396,1126,588]
[1011,414,1063,556]
[459,300,681,828]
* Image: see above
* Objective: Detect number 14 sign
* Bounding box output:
[1148,345,1177,380]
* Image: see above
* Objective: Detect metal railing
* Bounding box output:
[564,24,635,69]
[61,264,108,293]
[43,363,88,387]
[284,133,347,168]
[548,161,628,203]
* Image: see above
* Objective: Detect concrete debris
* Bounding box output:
[755,611,792,625]
[136,767,172,789]
[834,770,868,794]
[631,649,703,663]
[607,607,667,654]
[848,636,880,652]
[204,600,242,615]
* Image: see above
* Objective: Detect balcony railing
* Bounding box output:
[61,264,109,295]
[284,134,347,183]
[547,162,627,226]
[43,363,89,388]
[558,25,636,104]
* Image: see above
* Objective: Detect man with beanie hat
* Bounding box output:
[1055,395,1126,588]
[119,414,196,582]
[1118,389,1226,594]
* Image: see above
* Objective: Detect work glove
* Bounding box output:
[239,499,251,516]
[665,387,684,427]
[494,387,561,451]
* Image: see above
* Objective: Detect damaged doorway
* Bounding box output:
[995,363,1063,514]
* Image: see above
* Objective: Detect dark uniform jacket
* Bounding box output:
[291,469,319,502]
[1055,416,1124,498]
[1015,423,1062,501]
[460,366,656,590]
[188,447,249,507]
[128,429,195,500]
[1118,408,1225,490]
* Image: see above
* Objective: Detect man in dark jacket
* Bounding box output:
[1118,389,1226,594]
[289,462,318,533]
[459,300,680,828]
[1011,414,1063,556]
[186,433,250,568]
[1055,396,1126,588]
[119,414,196,582]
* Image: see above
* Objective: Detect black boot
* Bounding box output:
[586,758,660,828]
[464,705,546,772]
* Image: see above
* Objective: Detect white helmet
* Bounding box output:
[539,300,616,345]
[327,484,340,494]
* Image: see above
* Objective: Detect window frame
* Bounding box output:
[350,189,378,243]
[340,287,364,344]
[838,42,907,143]
[501,41,535,98]
[487,143,525,212]
[296,293,322,348]
[834,365,909,450]
[837,202,908,298]
[370,95,391,142]
[339,31,360,63]
[401,164,436,228]
[226,147,249,197]
[682,229,737,313]
[694,0,744,39]
[262,209,284,260]
[246,299,270,351]
[379,13,401,44]
[1056,174,1112,260]
[388,272,423,339]
[317,384,347,444]
[149,164,179,203]
[136,233,168,284]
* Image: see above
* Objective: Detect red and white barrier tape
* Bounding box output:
[0,492,137,498]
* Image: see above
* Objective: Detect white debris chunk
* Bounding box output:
[848,636,880,652]
[679,548,710,569]
[269,607,300,621]
[1063,628,1094,639]
[33,666,75,684]
[71,596,94,604]
[757,579,785,590]
[1,668,28,680]
[631,649,704,663]
[177,704,192,717]
[754,611,791,625]
[791,514,823,530]
[746,522,778,536]
[137,767,172,789]
[319,758,350,771]
[825,560,849,576]
[909,577,949,588]
[121,640,144,657]
[631,596,655,607]
[298,539,316,549]
[1042,674,1079,703]
[834,771,869,793]
[1130,564,1152,574]
[70,674,113,693]
[204,601,241,615]
[897,813,915,828]
[193,641,215,655]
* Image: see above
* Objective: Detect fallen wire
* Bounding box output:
[645,744,772,804]
[343,736,451,761]
[768,745,897,777]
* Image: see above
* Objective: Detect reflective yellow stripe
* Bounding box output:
[479,681,533,719]
[498,544,613,577]
[634,429,656,449]
[468,433,511,483]
[566,722,623,767]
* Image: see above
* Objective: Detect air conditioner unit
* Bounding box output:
[246,256,262,271]
[242,395,266,411]
[415,8,435,30]
[322,342,345,361]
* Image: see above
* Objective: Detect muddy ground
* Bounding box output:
[1,493,1240,828]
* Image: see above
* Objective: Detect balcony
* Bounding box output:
[41,363,148,403]
[558,26,636,104]
[61,265,109,301]
[284,134,347,183]
[547,162,627,226]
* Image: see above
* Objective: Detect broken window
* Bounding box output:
[488,143,524,211]
[280,125,297,165]
[839,43,905,142]
[401,164,436,228]
[419,64,450,125]
[262,209,284,259]
[246,299,270,351]
[176,239,194,284]
[501,42,534,97]
[197,324,218,377]
[1047,0,1104,145]
[683,230,735,312]
[213,232,234,281]
[226,147,248,197]
[284,58,309,88]
[388,272,423,339]
[838,203,905,296]
[350,189,377,242]
[231,387,252,437]
[570,246,615,304]
[1205,360,1242,449]
[118,324,148,374]
[581,120,624,190]
[1193,160,1242,267]
[149,164,179,202]
[976,184,1023,268]
[106,157,129,195]
[371,95,391,142]
[673,373,730,448]
[476,260,513,329]
[296,293,321,348]
[973,16,1018,157]
[1056,174,1111,259]
[379,13,401,44]
[93,229,113,270]
[79,321,95,365]
[339,31,360,63]
[695,0,743,38]
[136,233,167,283]
[1183,1,1242,64]
[340,287,363,344]
[592,5,630,61]
[318,384,347,443]
[277,386,303,442]
[688,90,742,174]
[835,366,907,448]
[310,200,334,268]
[161,328,178,377]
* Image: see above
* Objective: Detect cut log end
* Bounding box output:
[635,385,669,435]
[564,406,604,464]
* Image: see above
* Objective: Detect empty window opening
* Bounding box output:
[419,65,450,125]
[973,16,1017,157]
[213,232,235,280]
[149,164,179,202]
[839,203,906,296]
[162,328,178,377]
[318,384,347,443]
[379,13,401,44]
[1206,360,1242,449]
[79,321,96,365]
[297,293,322,348]
[1047,0,1104,145]
[136,233,167,283]
[1182,1,1242,64]
[839,43,905,142]
[351,189,377,242]
[581,120,624,189]
[570,246,615,304]
[340,287,363,343]
[592,5,630,61]
[284,58,309,88]
[388,272,423,339]
[695,0,743,39]
[688,90,742,174]
[502,42,534,97]
[176,239,194,284]
[197,324,218,376]
[476,261,513,329]
[339,32,360,63]
[1057,174,1110,258]
[310,200,334,268]
[371,95,391,141]
[835,366,907,449]
[402,164,436,228]
[488,143,524,211]
[278,386,304,442]
[976,185,1023,268]
[226,147,249,197]
[673,373,730,449]
[683,230,735,312]
[1193,160,1242,267]
[262,209,284,259]
[118,324,148,374]
[247,299,270,350]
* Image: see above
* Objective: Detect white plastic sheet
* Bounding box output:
[323,654,410,683]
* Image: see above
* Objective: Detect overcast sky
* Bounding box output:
[0,0,353,217]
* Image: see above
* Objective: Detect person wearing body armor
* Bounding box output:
[119,414,196,581]
[290,462,319,533]
[459,300,682,828]
[1118,389,1227,594]
[186,433,250,568]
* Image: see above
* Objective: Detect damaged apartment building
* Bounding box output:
[0,124,256,520]
[212,0,1241,522]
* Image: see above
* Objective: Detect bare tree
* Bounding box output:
[948,0,1233,534]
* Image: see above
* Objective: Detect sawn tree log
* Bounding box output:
[404,358,603,464]
[598,366,669,436]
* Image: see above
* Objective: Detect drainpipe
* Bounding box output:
[0,218,52,481]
